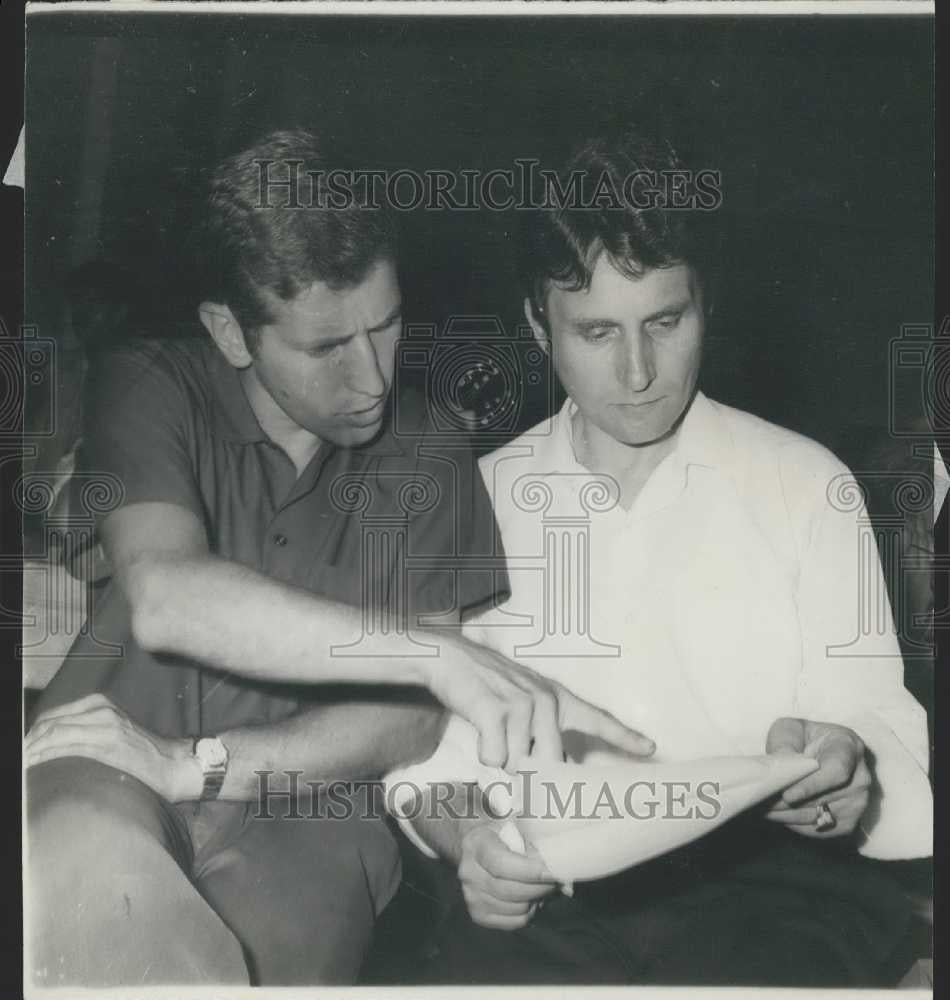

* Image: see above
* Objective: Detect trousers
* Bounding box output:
[26,757,401,987]
[416,818,917,987]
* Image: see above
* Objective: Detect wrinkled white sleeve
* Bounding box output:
[383,714,483,858]
[789,455,932,859]
[383,618,497,858]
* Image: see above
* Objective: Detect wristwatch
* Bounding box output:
[192,736,229,801]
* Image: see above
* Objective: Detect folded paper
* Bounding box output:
[496,753,819,883]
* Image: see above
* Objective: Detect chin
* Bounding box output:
[611,403,686,447]
[607,419,672,448]
[331,420,385,449]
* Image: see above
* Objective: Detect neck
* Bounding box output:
[570,409,678,510]
[239,366,322,475]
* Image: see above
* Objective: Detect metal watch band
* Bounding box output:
[192,736,228,802]
[200,767,226,801]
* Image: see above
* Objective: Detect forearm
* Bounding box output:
[173,693,447,802]
[127,552,437,687]
[221,692,447,800]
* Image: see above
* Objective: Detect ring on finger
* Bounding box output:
[814,801,836,832]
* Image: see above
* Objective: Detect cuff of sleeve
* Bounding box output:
[382,714,484,860]
[388,782,440,860]
[843,711,933,859]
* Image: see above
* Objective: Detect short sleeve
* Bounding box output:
[73,342,205,529]
[406,430,510,621]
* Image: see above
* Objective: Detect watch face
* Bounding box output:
[195,737,228,769]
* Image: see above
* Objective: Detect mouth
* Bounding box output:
[345,400,387,424]
[615,396,666,409]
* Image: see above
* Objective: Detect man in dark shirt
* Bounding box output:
[24,129,649,987]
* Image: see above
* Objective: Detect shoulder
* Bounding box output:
[86,335,212,398]
[709,397,850,483]
[703,398,858,546]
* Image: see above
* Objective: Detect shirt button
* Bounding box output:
[273,533,288,547]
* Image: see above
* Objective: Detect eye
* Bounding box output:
[583,327,615,344]
[648,313,682,333]
[307,342,341,359]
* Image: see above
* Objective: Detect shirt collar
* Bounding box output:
[670,390,734,474]
[207,344,404,457]
[539,389,733,497]
[934,441,949,522]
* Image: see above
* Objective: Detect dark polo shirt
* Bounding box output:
[35,336,508,739]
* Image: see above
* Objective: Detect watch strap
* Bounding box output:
[192,736,228,802]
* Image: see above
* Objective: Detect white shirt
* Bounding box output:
[388,392,932,860]
[934,440,949,524]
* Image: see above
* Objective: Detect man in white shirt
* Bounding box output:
[386,125,932,986]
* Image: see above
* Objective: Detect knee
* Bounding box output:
[27,758,160,864]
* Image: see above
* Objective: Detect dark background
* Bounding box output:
[25,11,934,468]
[12,9,941,986]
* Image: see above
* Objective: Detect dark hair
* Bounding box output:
[201,128,397,349]
[519,125,719,319]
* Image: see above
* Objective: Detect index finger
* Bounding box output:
[560,691,655,758]
[529,690,563,763]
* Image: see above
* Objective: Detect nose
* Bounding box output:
[346,331,388,401]
[620,330,656,393]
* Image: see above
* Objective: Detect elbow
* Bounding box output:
[126,558,171,652]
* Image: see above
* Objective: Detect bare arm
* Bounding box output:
[27,499,652,796]
[214,687,448,800]
[114,504,433,689]
[106,501,652,771]
[25,688,447,803]
[27,496,449,797]
[97,500,449,794]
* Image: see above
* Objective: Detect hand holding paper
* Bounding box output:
[764,717,872,838]
[457,813,558,931]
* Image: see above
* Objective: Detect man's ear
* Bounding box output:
[198,302,254,369]
[523,297,550,354]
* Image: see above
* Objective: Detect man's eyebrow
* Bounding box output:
[642,299,691,322]
[573,317,622,331]
[571,300,690,331]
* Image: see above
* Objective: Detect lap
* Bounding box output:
[26,757,247,987]
[27,755,191,867]
[26,760,400,986]
[188,783,401,984]
[420,821,914,987]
